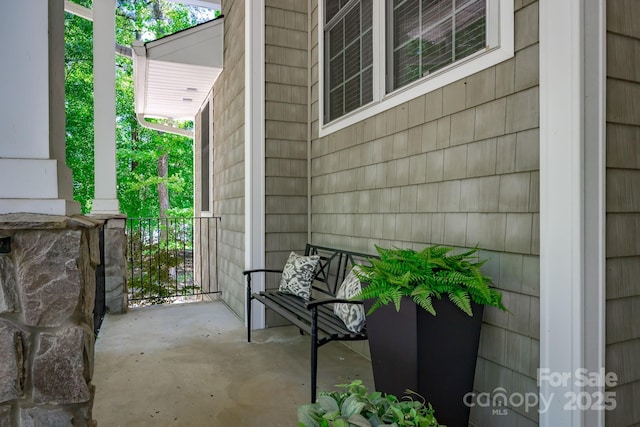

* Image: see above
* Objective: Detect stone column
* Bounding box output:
[0,0,80,215]
[0,214,99,426]
[103,218,128,314]
[92,0,120,215]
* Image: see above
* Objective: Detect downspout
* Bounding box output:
[306,0,312,244]
[136,113,194,138]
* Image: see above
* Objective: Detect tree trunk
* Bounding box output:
[157,151,169,218]
[131,126,139,171]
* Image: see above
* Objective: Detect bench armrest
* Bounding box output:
[306,298,364,309]
[244,269,284,301]
[243,268,283,276]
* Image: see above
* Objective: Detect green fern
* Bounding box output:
[354,245,507,316]
[448,289,472,316]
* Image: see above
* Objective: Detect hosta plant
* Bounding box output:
[354,245,506,316]
[297,380,441,427]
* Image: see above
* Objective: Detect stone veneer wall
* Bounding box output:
[0,214,99,426]
[308,0,540,425]
[263,0,309,327]
[101,217,127,314]
[605,1,640,425]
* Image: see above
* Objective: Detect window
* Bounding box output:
[324,0,374,122]
[320,0,513,134]
[389,0,487,91]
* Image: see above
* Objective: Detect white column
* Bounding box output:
[539,0,606,426]
[92,0,120,215]
[245,0,266,329]
[0,0,80,215]
[582,1,607,426]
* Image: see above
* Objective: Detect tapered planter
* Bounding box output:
[365,297,484,427]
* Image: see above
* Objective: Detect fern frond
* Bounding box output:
[447,247,479,261]
[356,244,506,315]
[448,290,472,316]
[355,282,392,301]
[413,293,436,316]
[422,245,451,259]
[366,298,385,316]
[391,289,403,312]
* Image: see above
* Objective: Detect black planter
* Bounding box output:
[365,297,484,427]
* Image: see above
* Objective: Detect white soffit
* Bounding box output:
[133,17,223,121]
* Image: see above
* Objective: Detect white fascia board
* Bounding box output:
[131,41,148,116]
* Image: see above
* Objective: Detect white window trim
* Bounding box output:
[318,0,514,137]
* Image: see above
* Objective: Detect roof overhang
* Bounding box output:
[166,0,221,8]
[132,17,223,127]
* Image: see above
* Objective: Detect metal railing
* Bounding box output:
[126,217,221,305]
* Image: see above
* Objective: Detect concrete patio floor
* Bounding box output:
[92,301,374,426]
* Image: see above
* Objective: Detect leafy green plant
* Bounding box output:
[297,380,441,427]
[354,245,506,316]
[126,219,199,305]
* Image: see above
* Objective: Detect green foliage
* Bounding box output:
[165,207,194,218]
[127,218,197,304]
[115,117,194,218]
[65,5,95,212]
[297,380,441,427]
[65,0,215,216]
[128,238,185,305]
[354,245,506,316]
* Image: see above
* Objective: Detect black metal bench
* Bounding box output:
[244,243,372,402]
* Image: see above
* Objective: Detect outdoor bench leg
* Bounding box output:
[246,274,252,343]
[311,307,319,403]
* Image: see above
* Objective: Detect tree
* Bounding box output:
[65,0,215,218]
[65,1,95,213]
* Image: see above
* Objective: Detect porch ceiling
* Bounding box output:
[132,17,223,121]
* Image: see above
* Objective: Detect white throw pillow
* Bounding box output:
[334,266,366,333]
[278,252,320,301]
